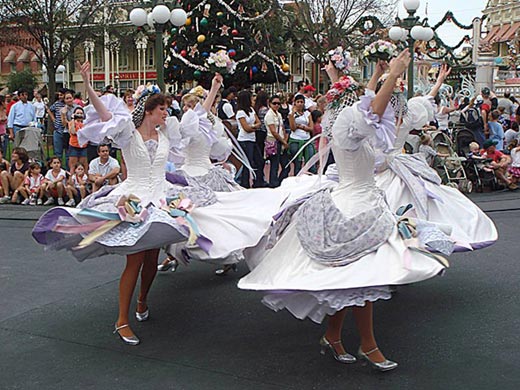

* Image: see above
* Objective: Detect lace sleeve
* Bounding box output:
[332,91,396,152]
[79,94,134,148]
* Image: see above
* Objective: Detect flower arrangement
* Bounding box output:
[325,76,360,109]
[328,46,352,71]
[205,50,236,75]
[134,84,161,101]
[363,40,398,62]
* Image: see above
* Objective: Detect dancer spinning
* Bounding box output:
[239,51,453,372]
[33,61,210,346]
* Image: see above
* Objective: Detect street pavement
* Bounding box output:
[1,191,519,390]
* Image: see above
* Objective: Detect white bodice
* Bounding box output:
[182,134,213,177]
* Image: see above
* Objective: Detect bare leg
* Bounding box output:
[352,302,386,363]
[56,182,64,198]
[116,252,144,338]
[325,308,348,354]
[0,171,10,195]
[137,248,160,314]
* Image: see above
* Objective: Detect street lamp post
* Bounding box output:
[130,2,187,92]
[388,0,434,98]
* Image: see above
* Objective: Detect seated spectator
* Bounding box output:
[42,156,67,205]
[481,140,517,190]
[508,139,520,186]
[0,147,30,203]
[0,149,10,199]
[18,162,46,205]
[504,121,519,147]
[66,162,89,207]
[88,144,120,192]
[467,142,494,173]
[418,134,449,167]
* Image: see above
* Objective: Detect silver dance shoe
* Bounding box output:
[157,257,178,272]
[113,324,140,346]
[319,336,357,364]
[135,300,149,322]
[357,347,398,372]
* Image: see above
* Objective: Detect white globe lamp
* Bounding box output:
[403,0,421,12]
[147,13,155,28]
[129,8,147,27]
[152,5,171,24]
[389,26,405,41]
[57,65,66,73]
[423,27,434,41]
[411,25,426,41]
[170,8,187,27]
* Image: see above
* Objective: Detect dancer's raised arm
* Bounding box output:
[371,50,410,118]
[202,73,223,113]
[366,60,389,92]
[429,64,451,98]
[76,60,112,122]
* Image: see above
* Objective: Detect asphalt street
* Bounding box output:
[1,191,519,390]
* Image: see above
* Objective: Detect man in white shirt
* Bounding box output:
[88,144,120,191]
[217,88,236,120]
[302,85,317,112]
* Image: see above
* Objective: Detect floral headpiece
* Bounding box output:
[363,40,398,62]
[205,50,236,75]
[325,76,360,109]
[132,84,161,128]
[189,85,207,99]
[328,46,352,72]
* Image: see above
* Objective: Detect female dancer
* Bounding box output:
[32,61,209,345]
[239,51,452,371]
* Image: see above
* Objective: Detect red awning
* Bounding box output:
[502,22,520,41]
[481,26,500,43]
[492,24,512,43]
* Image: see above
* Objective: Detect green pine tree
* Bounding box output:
[164,0,290,89]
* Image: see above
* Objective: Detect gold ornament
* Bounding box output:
[197,34,206,43]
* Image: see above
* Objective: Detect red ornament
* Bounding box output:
[180,50,187,57]
[249,68,253,80]
[231,29,239,36]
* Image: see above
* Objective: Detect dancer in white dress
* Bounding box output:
[32,62,213,346]
[374,65,497,249]
[239,52,452,372]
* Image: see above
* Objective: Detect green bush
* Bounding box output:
[7,70,37,99]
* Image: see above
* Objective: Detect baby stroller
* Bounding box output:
[14,126,45,163]
[454,129,498,192]
[430,131,473,193]
[403,134,421,154]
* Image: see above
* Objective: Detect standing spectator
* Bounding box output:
[42,156,67,205]
[434,95,457,132]
[123,89,135,112]
[0,149,10,199]
[73,92,85,107]
[278,93,292,135]
[32,92,46,130]
[302,85,317,111]
[0,147,30,203]
[295,80,306,96]
[236,90,265,188]
[0,96,7,156]
[7,88,36,139]
[254,91,269,173]
[47,89,67,163]
[67,107,88,173]
[264,95,289,187]
[88,144,120,192]
[312,110,323,151]
[316,95,327,114]
[488,110,505,150]
[217,88,236,120]
[288,94,315,174]
[18,162,45,205]
[498,92,514,117]
[6,92,18,116]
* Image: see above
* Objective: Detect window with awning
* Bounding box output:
[3,50,16,63]
[494,25,513,43]
[502,22,520,41]
[17,49,30,62]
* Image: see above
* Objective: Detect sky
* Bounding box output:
[395,0,489,46]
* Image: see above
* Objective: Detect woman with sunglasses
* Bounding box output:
[264,96,289,187]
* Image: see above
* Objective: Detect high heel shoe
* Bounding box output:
[215,263,238,276]
[319,336,357,364]
[113,324,140,346]
[135,300,149,322]
[357,347,398,372]
[158,257,178,272]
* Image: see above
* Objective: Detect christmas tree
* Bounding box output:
[164,0,290,89]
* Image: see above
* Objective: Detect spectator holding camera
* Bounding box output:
[67,106,88,173]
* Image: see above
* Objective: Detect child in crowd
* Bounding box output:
[488,110,505,150]
[0,149,9,199]
[467,141,494,172]
[43,156,67,206]
[312,110,323,151]
[508,139,520,185]
[18,162,46,205]
[68,107,88,174]
[419,134,449,167]
[65,162,89,207]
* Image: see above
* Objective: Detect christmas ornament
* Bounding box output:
[185,17,192,26]
[231,29,239,36]
[252,65,258,73]
[238,5,244,14]
[216,11,224,18]
[202,51,209,58]
[282,63,290,72]
[203,4,211,18]
[193,70,202,79]
[200,17,209,27]
[189,44,199,57]
[220,25,230,36]
[171,28,177,35]
[180,49,187,57]
[197,34,206,43]
[228,49,236,57]
[261,62,268,72]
